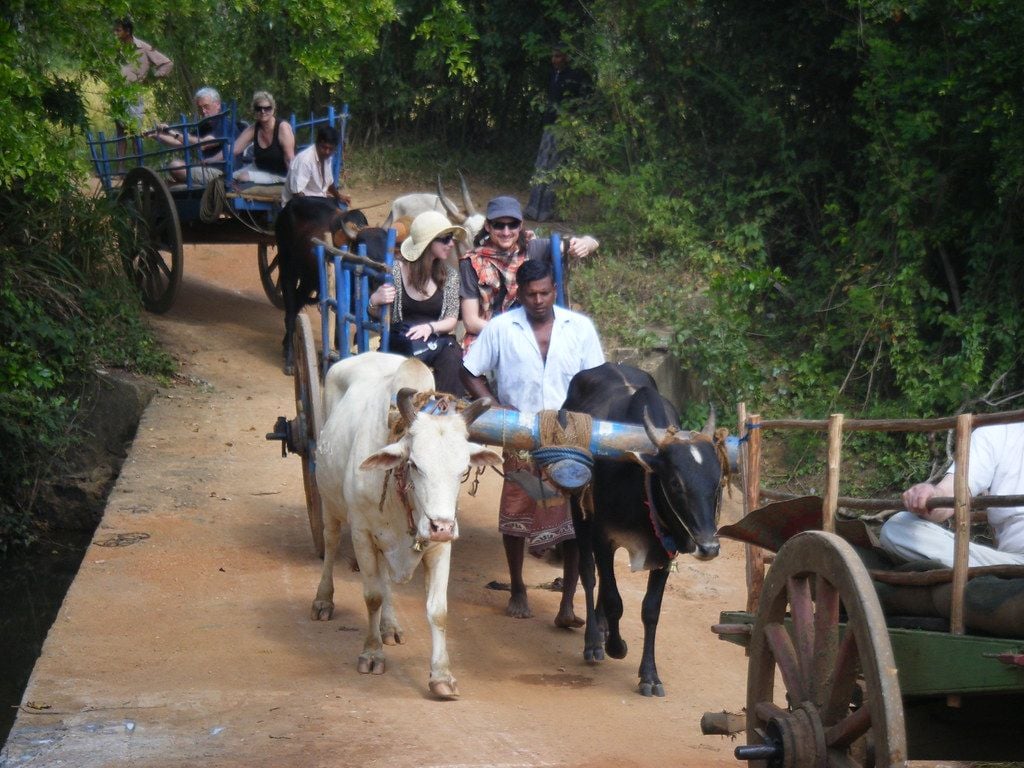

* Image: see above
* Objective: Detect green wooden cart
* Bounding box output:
[702,407,1024,766]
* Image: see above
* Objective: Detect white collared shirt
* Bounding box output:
[463,305,605,413]
[282,144,333,203]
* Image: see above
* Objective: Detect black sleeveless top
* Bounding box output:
[253,119,287,175]
[401,285,444,325]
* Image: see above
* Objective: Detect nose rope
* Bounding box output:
[643,470,680,559]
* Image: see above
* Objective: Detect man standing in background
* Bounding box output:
[523,42,588,223]
[112,17,172,140]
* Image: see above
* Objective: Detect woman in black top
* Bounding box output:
[232,91,295,184]
[369,211,467,395]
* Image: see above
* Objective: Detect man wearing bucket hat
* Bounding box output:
[459,195,598,351]
[369,210,467,395]
[461,258,605,626]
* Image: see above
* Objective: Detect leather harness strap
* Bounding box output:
[644,469,678,559]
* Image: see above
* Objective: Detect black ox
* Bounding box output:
[274,198,390,374]
[563,362,725,697]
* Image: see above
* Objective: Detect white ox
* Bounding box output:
[312,352,501,698]
[382,172,486,245]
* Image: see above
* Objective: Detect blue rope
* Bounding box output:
[531,446,594,468]
[738,421,763,443]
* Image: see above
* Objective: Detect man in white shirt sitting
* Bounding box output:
[282,126,350,206]
[880,423,1024,567]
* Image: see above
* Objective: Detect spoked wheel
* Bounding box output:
[740,531,906,768]
[117,167,183,313]
[258,241,285,309]
[293,313,325,558]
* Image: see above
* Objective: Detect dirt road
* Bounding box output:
[2,195,749,767]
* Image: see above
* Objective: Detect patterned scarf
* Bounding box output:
[461,246,527,351]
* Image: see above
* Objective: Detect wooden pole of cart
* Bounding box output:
[823,413,844,534]
[947,413,973,707]
[741,405,766,613]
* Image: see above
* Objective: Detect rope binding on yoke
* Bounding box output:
[534,410,594,492]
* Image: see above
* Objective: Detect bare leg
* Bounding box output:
[554,538,584,628]
[503,534,532,618]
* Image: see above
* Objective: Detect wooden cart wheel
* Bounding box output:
[293,313,325,558]
[258,241,285,310]
[741,531,906,768]
[117,167,183,313]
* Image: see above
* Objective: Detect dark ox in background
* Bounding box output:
[274,198,392,374]
[563,362,725,697]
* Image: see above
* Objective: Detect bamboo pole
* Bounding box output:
[950,414,972,637]
[823,414,844,533]
[947,412,973,709]
[756,488,1023,514]
[744,411,765,613]
[752,408,1024,433]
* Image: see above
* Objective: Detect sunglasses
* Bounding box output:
[254,105,273,113]
[489,220,521,231]
[434,233,454,244]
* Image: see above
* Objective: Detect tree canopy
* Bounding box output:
[2,1,1023,547]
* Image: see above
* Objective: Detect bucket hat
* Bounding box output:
[485,196,523,223]
[400,211,467,262]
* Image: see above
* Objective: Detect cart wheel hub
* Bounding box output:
[265,414,309,457]
[736,702,827,768]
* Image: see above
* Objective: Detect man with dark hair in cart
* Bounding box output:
[282,125,351,206]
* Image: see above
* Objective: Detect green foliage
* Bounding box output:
[7,0,1024,526]
[565,0,1023,434]
[345,136,531,189]
[0,190,174,554]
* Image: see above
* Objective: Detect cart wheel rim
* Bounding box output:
[745,530,907,768]
[293,313,325,558]
[258,242,285,310]
[117,167,183,313]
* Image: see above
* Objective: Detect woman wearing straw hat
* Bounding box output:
[368,211,467,395]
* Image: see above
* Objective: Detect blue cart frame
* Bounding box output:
[87,103,349,313]
[272,228,569,556]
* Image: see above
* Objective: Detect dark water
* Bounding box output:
[1,530,92,748]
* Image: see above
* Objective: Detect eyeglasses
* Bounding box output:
[254,105,273,113]
[434,233,455,245]
[489,220,521,231]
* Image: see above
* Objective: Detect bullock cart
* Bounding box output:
[87,104,349,313]
[268,232,576,557]
[702,407,1024,766]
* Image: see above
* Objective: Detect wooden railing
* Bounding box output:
[737,405,1024,636]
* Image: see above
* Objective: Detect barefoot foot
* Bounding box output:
[506,591,533,619]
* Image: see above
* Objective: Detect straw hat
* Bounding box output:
[399,211,467,262]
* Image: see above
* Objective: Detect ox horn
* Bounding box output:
[461,397,492,426]
[397,388,419,427]
[437,175,462,222]
[458,170,479,216]
[642,406,670,449]
[702,404,717,436]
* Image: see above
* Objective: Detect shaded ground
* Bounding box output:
[2,188,750,767]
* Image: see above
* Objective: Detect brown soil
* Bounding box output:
[3,186,750,767]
